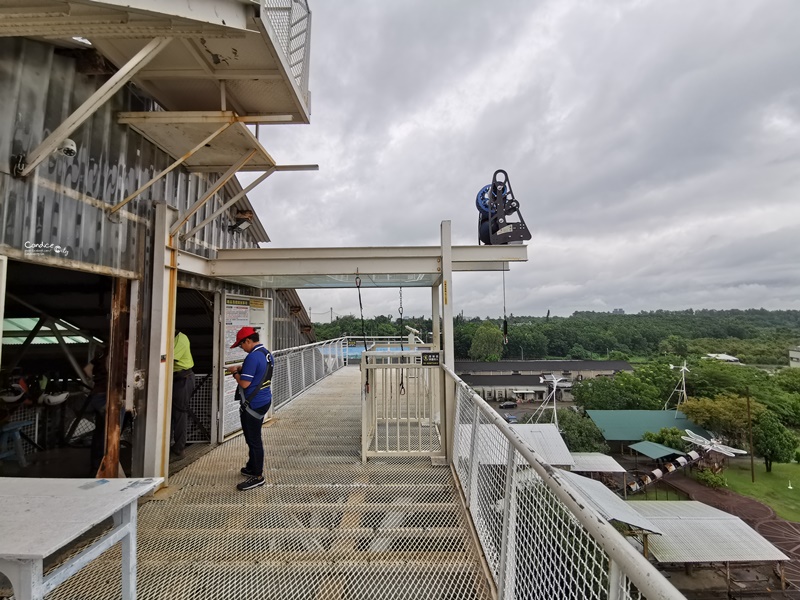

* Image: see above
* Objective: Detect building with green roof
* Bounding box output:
[585,410,707,453]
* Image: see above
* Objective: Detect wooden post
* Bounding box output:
[98,278,128,478]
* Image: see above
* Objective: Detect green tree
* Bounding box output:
[454,321,480,359]
[753,411,798,472]
[555,409,609,453]
[680,394,766,448]
[774,368,800,395]
[568,344,590,360]
[658,335,688,357]
[642,427,688,453]
[571,373,661,410]
[469,321,504,362]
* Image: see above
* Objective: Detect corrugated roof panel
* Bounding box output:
[570,452,627,473]
[554,470,662,534]
[586,410,708,442]
[510,424,575,467]
[629,441,686,460]
[630,502,788,563]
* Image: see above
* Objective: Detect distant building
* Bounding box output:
[455,360,633,402]
[586,410,708,454]
[705,353,741,363]
[612,308,625,315]
[790,345,800,369]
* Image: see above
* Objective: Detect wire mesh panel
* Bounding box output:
[263,0,311,104]
[448,374,685,600]
[272,339,346,412]
[187,373,212,443]
[223,340,345,438]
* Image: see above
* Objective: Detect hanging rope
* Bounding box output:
[356,274,369,393]
[398,287,406,395]
[502,269,509,345]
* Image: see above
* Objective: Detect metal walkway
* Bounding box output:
[49,366,494,600]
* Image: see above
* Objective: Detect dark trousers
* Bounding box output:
[240,403,270,476]
[172,371,195,453]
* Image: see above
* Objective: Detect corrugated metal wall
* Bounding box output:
[0,37,264,276]
[1,37,314,472]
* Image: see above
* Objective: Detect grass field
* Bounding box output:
[722,457,800,522]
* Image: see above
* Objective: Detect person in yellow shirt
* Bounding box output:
[171,330,195,459]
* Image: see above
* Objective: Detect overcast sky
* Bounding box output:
[249,0,800,322]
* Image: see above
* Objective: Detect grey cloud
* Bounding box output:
[246,0,800,318]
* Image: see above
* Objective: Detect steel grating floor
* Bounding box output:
[45,367,494,600]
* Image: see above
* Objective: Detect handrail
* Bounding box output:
[440,364,685,600]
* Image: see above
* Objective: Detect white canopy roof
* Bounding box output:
[629,501,788,563]
[570,452,627,473]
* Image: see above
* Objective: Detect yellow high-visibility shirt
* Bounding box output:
[174,332,194,371]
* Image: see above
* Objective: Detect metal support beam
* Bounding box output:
[5,319,47,373]
[216,245,526,262]
[108,122,232,216]
[118,111,294,124]
[180,168,275,241]
[210,256,445,277]
[49,321,91,387]
[0,256,5,368]
[431,284,440,351]
[440,221,455,463]
[169,149,257,236]
[18,37,173,178]
[142,203,174,481]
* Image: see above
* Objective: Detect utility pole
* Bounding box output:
[330,307,333,323]
[746,387,755,483]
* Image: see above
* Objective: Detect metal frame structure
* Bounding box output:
[361,350,444,462]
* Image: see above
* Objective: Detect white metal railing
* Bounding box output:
[442,365,686,600]
[343,335,427,364]
[262,0,311,107]
[360,350,444,462]
[270,338,345,410]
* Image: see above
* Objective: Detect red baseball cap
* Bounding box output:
[231,326,257,348]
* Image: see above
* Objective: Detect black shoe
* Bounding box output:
[241,467,260,477]
[237,476,265,491]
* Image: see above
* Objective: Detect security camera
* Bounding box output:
[56,139,77,157]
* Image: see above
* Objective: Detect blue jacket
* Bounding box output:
[239,344,273,409]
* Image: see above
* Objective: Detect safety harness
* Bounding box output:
[239,346,274,420]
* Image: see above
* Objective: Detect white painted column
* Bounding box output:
[0,256,6,368]
[431,282,441,426]
[431,283,440,351]
[143,203,177,481]
[440,221,455,462]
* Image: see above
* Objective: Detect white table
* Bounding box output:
[0,477,162,600]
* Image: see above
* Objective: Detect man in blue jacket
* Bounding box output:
[228,326,274,491]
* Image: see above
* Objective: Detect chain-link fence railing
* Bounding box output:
[262,0,311,107]
[443,365,684,600]
[271,338,346,411]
